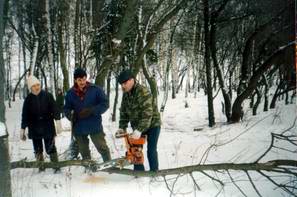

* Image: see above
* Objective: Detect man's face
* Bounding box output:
[75,76,87,90]
[121,78,134,93]
[31,84,41,95]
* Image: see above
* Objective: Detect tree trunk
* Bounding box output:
[203,0,215,127]
[12,69,29,101]
[39,65,48,91]
[57,0,70,92]
[209,15,231,122]
[161,17,179,111]
[74,0,81,68]
[0,0,12,194]
[290,90,296,104]
[22,31,28,98]
[142,62,158,103]
[160,42,171,111]
[249,92,255,109]
[29,28,39,75]
[263,75,269,112]
[107,71,111,102]
[185,55,192,108]
[177,71,186,93]
[112,79,119,122]
[92,0,105,70]
[285,86,289,105]
[95,0,137,87]
[193,10,202,98]
[230,43,294,122]
[0,135,11,197]
[171,56,179,99]
[18,37,21,99]
[270,81,283,109]
[5,35,12,108]
[252,88,262,115]
[10,158,297,179]
[45,0,55,96]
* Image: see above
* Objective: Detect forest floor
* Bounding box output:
[6,90,297,197]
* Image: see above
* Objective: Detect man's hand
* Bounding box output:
[130,130,142,139]
[115,129,126,138]
[20,129,26,141]
[78,107,94,119]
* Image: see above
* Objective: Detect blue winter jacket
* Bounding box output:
[64,84,109,135]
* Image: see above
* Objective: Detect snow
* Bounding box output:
[0,121,6,137]
[5,90,297,197]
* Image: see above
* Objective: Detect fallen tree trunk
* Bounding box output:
[11,159,297,177]
[106,159,297,177]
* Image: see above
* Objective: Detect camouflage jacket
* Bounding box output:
[119,83,161,132]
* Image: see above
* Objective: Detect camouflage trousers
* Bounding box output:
[75,132,111,162]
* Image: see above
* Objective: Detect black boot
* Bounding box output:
[50,152,60,173]
[36,153,45,172]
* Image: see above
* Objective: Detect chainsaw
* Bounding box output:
[87,130,146,171]
[115,129,146,165]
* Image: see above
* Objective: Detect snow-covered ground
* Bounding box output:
[0,121,7,137]
[6,90,297,197]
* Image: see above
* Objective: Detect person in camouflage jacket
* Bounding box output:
[117,70,161,171]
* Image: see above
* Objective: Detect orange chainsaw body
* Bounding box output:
[116,131,146,165]
[125,136,145,164]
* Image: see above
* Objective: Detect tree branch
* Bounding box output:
[11,159,297,177]
[245,170,263,197]
[227,170,248,197]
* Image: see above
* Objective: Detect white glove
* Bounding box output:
[20,129,26,141]
[55,120,62,135]
[130,130,142,139]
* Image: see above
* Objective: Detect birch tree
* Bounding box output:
[45,0,55,95]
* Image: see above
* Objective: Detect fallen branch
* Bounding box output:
[245,170,263,197]
[10,159,297,177]
[227,170,248,197]
[11,159,97,170]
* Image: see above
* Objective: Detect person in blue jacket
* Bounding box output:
[64,68,111,162]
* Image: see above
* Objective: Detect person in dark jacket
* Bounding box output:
[64,68,111,162]
[20,75,62,172]
[116,70,161,171]
[56,88,65,118]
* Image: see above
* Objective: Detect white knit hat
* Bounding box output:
[27,75,41,90]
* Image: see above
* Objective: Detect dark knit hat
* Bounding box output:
[117,70,134,84]
[74,68,87,79]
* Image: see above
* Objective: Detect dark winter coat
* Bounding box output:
[21,90,60,139]
[64,83,109,136]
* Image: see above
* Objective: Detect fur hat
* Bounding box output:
[74,68,87,79]
[27,75,40,90]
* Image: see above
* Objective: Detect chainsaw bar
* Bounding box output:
[88,157,130,172]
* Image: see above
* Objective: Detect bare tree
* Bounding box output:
[57,0,70,92]
[0,0,12,195]
[202,0,215,127]
[45,0,55,95]
[209,0,232,122]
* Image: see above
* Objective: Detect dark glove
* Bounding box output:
[78,107,94,119]
[65,110,74,121]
